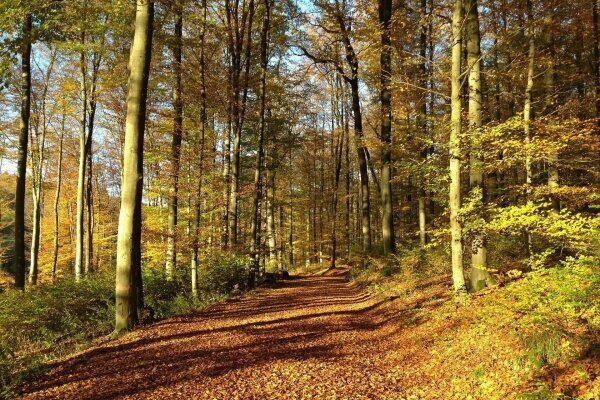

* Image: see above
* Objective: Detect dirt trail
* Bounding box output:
[19,267,447,400]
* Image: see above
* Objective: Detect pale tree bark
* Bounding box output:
[14,14,32,290]
[379,0,396,255]
[466,0,494,291]
[450,0,467,294]
[52,105,66,282]
[191,0,208,298]
[29,49,56,285]
[115,0,154,334]
[266,169,277,266]
[75,26,88,282]
[250,0,271,285]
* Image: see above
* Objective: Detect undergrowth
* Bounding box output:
[0,253,251,398]
[348,244,600,399]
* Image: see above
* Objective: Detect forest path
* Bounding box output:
[20,267,448,400]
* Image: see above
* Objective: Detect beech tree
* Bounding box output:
[115,0,154,333]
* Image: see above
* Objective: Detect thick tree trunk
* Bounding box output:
[466,0,494,291]
[14,14,32,290]
[115,0,154,334]
[450,0,467,294]
[379,0,396,255]
[166,2,183,279]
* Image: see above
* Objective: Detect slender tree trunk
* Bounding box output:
[191,0,208,298]
[227,0,255,247]
[466,0,493,291]
[450,0,467,294]
[542,4,559,210]
[266,170,277,265]
[166,2,183,279]
[29,49,55,285]
[594,0,600,129]
[86,92,98,275]
[115,0,154,334]
[344,98,351,260]
[524,0,535,256]
[14,14,32,290]
[418,0,428,247]
[52,107,66,282]
[250,0,270,285]
[75,30,88,282]
[379,0,395,255]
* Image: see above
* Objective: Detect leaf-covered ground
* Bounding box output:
[18,267,599,399]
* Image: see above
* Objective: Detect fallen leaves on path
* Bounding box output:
[19,267,594,399]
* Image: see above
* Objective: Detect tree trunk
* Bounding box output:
[75,31,88,282]
[379,0,396,255]
[14,14,32,290]
[466,0,493,291]
[543,3,559,211]
[250,0,271,285]
[594,0,600,130]
[166,2,183,279]
[28,49,55,285]
[191,0,208,298]
[52,106,66,282]
[266,170,277,267]
[115,0,154,334]
[418,0,428,247]
[524,0,535,257]
[450,0,467,294]
[227,0,255,247]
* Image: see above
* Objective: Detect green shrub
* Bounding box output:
[197,253,251,297]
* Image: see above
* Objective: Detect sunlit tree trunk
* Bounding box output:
[450,0,467,294]
[52,105,66,282]
[75,27,88,282]
[14,13,32,291]
[466,0,493,291]
[115,0,154,334]
[379,0,396,255]
[166,1,183,279]
[29,49,55,285]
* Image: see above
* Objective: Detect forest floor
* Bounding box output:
[17,266,600,400]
